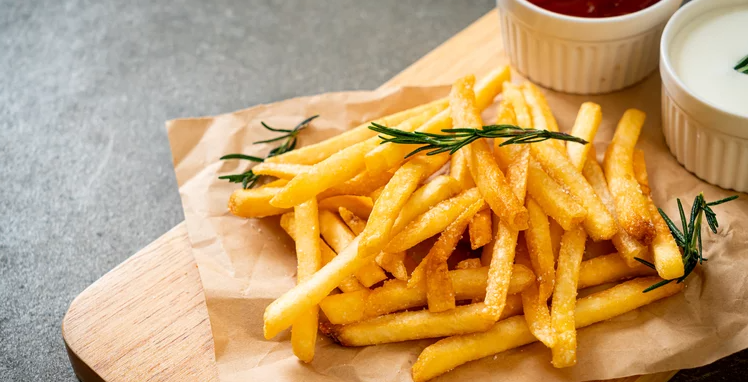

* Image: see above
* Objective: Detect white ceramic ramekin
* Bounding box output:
[496,0,682,94]
[660,0,748,193]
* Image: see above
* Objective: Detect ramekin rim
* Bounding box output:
[514,0,682,24]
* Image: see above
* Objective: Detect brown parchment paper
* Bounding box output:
[167,77,748,382]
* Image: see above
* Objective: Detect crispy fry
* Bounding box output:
[412,277,683,382]
[532,142,617,240]
[290,199,322,362]
[502,82,532,128]
[391,175,462,234]
[262,178,289,188]
[578,252,656,289]
[385,188,484,253]
[281,212,365,293]
[515,239,555,348]
[424,200,484,312]
[319,169,395,199]
[338,207,367,235]
[522,81,566,152]
[364,66,511,174]
[369,186,384,202]
[603,109,655,244]
[633,152,684,280]
[267,98,449,165]
[271,108,445,208]
[251,162,311,179]
[318,289,369,325]
[229,187,290,218]
[525,197,556,302]
[468,210,493,249]
[551,225,587,368]
[360,153,449,257]
[319,210,387,287]
[567,102,602,171]
[319,195,373,219]
[526,160,585,230]
[456,258,483,270]
[483,221,519,318]
[321,301,522,347]
[583,147,648,267]
[450,149,475,189]
[549,218,563,262]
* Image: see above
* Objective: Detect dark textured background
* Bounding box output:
[0,0,743,381]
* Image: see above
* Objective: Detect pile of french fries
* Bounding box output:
[227,66,685,381]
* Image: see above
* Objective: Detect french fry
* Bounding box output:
[264,235,367,339]
[280,212,365,293]
[369,186,384,202]
[385,188,484,253]
[633,152,685,280]
[583,147,648,267]
[338,207,367,234]
[450,75,528,231]
[364,66,512,174]
[578,252,656,289]
[525,197,556,302]
[251,162,311,179]
[515,238,555,348]
[450,149,475,189]
[483,221,519,318]
[229,187,290,218]
[319,195,373,219]
[360,153,449,257]
[412,277,683,382]
[603,109,656,244]
[532,142,618,240]
[290,199,322,362]
[266,98,449,165]
[425,200,485,312]
[468,210,493,249]
[551,225,587,368]
[262,178,289,188]
[549,218,563,262]
[321,301,522,347]
[456,258,483,270]
[391,175,462,234]
[271,107,445,208]
[567,102,602,171]
[526,160,585,230]
[319,210,387,287]
[522,81,567,153]
[502,82,532,128]
[319,169,395,199]
[318,289,369,324]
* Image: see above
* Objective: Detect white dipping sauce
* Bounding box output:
[670,5,748,118]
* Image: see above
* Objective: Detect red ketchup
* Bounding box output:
[527,0,662,18]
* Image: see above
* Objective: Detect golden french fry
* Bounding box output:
[525,197,556,302]
[262,178,289,188]
[360,153,449,257]
[391,175,462,234]
[319,169,395,199]
[251,162,311,179]
[450,149,475,189]
[267,98,449,165]
[264,235,368,339]
[321,301,521,347]
[526,160,585,230]
[290,199,322,362]
[515,240,555,348]
[603,109,655,244]
[228,187,290,218]
[549,218,563,262]
[456,258,483,270]
[578,252,656,289]
[483,221,518,318]
[567,102,602,171]
[318,289,369,325]
[502,82,532,128]
[450,75,528,231]
[632,151,684,280]
[532,142,617,240]
[271,108,445,208]
[522,82,566,153]
[319,210,387,287]
[385,188,484,253]
[319,195,373,219]
[364,66,511,174]
[468,209,493,249]
[369,186,384,202]
[424,200,484,312]
[412,277,683,382]
[551,225,587,368]
[338,207,367,234]
[280,212,365,293]
[583,147,648,267]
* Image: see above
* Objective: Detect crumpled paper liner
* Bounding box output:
[167,77,748,382]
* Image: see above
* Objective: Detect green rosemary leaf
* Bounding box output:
[219,153,265,162]
[634,257,657,270]
[735,54,748,74]
[707,195,739,206]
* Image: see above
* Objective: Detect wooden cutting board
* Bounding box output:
[62,10,679,382]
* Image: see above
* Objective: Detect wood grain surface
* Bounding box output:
[62,10,676,382]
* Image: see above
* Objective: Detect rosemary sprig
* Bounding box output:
[635,193,738,292]
[369,122,588,158]
[218,115,318,189]
[735,54,748,74]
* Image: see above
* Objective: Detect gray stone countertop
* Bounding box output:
[0,0,744,380]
